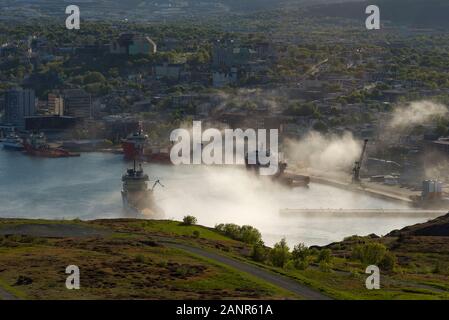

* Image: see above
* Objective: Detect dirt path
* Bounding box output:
[0,223,110,238]
[165,242,331,300]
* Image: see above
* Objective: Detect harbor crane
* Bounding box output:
[352,139,369,184]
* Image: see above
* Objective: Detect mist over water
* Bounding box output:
[0,151,439,246]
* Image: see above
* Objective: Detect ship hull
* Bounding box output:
[122,141,141,159]
[121,190,164,218]
[23,142,80,158]
[3,143,24,151]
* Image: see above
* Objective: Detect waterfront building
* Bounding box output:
[4,88,36,129]
[48,93,64,116]
[63,89,92,119]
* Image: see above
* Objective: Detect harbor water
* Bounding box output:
[0,151,441,246]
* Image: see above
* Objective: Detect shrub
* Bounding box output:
[182,215,197,226]
[379,251,397,272]
[269,238,291,268]
[192,230,200,238]
[352,242,387,265]
[292,243,311,270]
[292,243,310,261]
[294,259,310,270]
[319,261,332,273]
[215,223,262,245]
[285,260,296,270]
[251,242,267,263]
[317,249,332,263]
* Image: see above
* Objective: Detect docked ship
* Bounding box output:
[122,130,172,164]
[245,150,310,188]
[122,131,148,160]
[23,133,80,158]
[121,161,164,218]
[2,133,24,150]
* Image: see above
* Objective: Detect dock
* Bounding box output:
[280,208,447,217]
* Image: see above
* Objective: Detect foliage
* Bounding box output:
[317,249,332,263]
[251,241,268,263]
[268,238,291,268]
[182,215,197,226]
[352,242,390,266]
[215,223,262,245]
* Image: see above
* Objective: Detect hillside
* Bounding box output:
[0,218,304,300]
[387,213,449,237]
[1,215,449,300]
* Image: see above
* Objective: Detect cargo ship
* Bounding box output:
[245,151,310,187]
[122,131,148,160]
[122,130,171,164]
[121,161,164,218]
[2,133,24,150]
[23,133,80,158]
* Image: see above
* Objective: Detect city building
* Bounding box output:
[3,88,36,128]
[212,40,256,68]
[110,34,157,55]
[48,93,64,116]
[154,62,183,80]
[63,89,92,119]
[212,69,238,87]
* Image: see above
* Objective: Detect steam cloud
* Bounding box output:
[284,131,361,174]
[389,101,448,129]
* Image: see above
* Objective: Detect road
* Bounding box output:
[0,286,18,300]
[165,242,331,300]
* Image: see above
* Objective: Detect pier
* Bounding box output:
[280,208,447,217]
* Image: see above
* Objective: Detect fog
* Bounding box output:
[284,130,362,177]
[154,164,418,246]
[389,101,448,129]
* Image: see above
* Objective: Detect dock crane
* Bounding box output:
[352,139,369,184]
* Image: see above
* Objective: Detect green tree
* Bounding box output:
[352,242,387,265]
[251,241,267,263]
[240,225,262,244]
[269,238,291,268]
[84,71,105,84]
[182,215,197,226]
[317,249,332,263]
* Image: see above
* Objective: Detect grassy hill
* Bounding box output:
[0,219,295,300]
[1,214,448,300]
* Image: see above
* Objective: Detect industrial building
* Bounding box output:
[25,115,79,132]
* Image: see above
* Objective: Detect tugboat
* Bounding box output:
[121,161,164,218]
[2,133,24,151]
[23,133,80,158]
